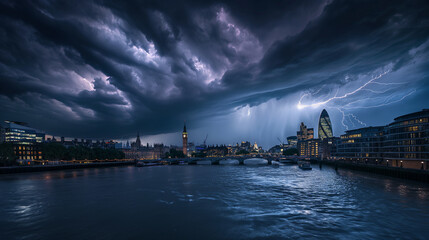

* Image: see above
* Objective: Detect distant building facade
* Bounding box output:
[296,110,336,159]
[131,132,142,149]
[206,145,228,157]
[287,136,298,148]
[297,122,314,141]
[123,143,170,160]
[297,122,316,157]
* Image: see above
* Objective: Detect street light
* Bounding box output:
[421,161,424,170]
[400,160,403,168]
[386,160,389,167]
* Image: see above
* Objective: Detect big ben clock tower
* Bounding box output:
[182,123,188,156]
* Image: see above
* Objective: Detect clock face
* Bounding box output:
[183,134,187,138]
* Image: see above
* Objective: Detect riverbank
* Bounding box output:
[0,161,135,174]
[320,160,429,183]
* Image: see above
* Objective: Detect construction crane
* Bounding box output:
[277,137,284,146]
[203,134,208,146]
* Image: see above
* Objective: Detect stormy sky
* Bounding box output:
[1,0,428,148]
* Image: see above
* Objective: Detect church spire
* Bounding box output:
[136,131,141,148]
[183,122,187,133]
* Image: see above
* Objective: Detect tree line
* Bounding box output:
[0,143,16,166]
[0,142,125,166]
[165,148,185,158]
[42,143,125,161]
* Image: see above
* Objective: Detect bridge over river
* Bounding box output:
[137,155,312,165]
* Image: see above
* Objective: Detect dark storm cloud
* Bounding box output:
[0,0,428,140]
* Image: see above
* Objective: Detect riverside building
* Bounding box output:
[297,122,317,157]
[333,126,384,164]
[1,120,45,163]
[332,109,428,170]
[298,138,320,158]
[383,109,429,169]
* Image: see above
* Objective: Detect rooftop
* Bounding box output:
[345,126,385,134]
[393,109,429,122]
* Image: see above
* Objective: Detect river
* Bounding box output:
[1,165,428,239]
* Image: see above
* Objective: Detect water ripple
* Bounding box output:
[1,165,428,239]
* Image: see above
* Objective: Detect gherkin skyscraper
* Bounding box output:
[318,109,333,139]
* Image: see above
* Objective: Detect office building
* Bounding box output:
[332,109,429,169]
[318,109,333,140]
[297,122,315,157]
[383,109,428,169]
[298,138,320,158]
[333,126,384,163]
[320,137,339,159]
[297,122,314,141]
[2,120,45,162]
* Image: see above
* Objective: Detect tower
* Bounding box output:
[182,123,188,156]
[318,109,333,140]
[136,132,141,149]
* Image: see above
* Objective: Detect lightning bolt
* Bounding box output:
[336,108,349,130]
[332,89,414,131]
[336,108,367,130]
[296,68,416,132]
[297,70,390,109]
[344,89,416,109]
[362,89,391,94]
[370,81,406,85]
[349,113,367,127]
[348,115,356,128]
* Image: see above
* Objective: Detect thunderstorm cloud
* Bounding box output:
[1,0,428,147]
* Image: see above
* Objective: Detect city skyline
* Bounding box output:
[1,2,429,239]
[1,1,428,148]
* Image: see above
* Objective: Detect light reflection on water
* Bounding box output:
[0,165,428,239]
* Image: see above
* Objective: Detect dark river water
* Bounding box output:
[1,165,429,240]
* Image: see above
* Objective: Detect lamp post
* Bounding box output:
[400,160,403,168]
[386,160,389,167]
[421,161,424,170]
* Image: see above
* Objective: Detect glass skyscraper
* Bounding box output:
[318,109,333,140]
